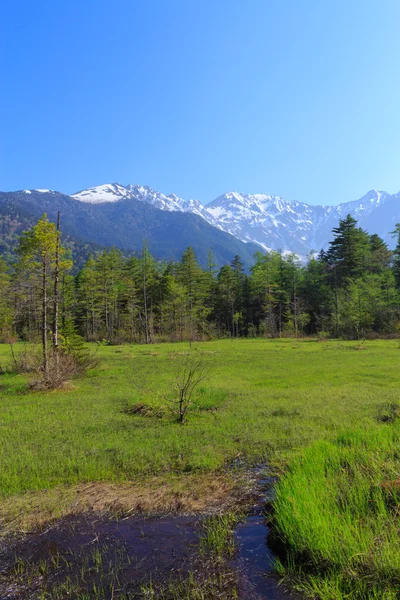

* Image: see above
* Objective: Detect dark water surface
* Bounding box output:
[233,471,301,599]
[0,471,301,598]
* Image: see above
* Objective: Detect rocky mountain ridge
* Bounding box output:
[71,184,400,255]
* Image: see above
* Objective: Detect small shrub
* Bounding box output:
[60,333,101,372]
[30,351,79,390]
[316,330,330,341]
[171,353,211,423]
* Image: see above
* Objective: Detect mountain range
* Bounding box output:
[0,189,260,268]
[72,184,400,255]
[1,183,400,267]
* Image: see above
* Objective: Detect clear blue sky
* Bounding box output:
[2,0,400,206]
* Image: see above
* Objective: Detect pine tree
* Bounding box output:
[390,224,400,289]
[327,214,370,284]
[301,256,331,334]
[249,252,279,337]
[78,255,102,340]
[178,246,210,341]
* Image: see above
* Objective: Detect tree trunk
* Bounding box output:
[42,256,48,379]
[179,392,185,423]
[52,211,60,376]
[143,265,149,344]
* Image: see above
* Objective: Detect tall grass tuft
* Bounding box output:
[273,422,400,599]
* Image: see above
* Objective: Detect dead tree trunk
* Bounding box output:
[52,211,60,376]
[42,255,48,379]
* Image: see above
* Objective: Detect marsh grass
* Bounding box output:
[1,339,400,501]
[273,423,400,599]
[1,338,400,596]
[199,512,240,560]
[1,512,240,600]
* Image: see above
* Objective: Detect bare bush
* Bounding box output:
[130,351,212,424]
[30,350,79,390]
[171,353,211,423]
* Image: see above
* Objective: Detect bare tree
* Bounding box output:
[129,351,211,424]
[52,211,61,377]
[173,353,210,423]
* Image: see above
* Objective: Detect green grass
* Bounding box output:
[273,424,400,599]
[0,338,400,497]
[199,512,240,560]
[1,338,400,597]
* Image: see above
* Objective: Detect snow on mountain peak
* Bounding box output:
[69,182,400,258]
[72,183,130,204]
[72,183,199,214]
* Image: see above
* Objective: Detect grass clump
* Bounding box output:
[199,512,240,560]
[273,422,400,599]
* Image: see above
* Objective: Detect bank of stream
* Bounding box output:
[0,469,301,599]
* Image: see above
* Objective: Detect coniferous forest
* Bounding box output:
[2,212,400,344]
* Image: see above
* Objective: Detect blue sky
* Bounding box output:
[1,0,400,206]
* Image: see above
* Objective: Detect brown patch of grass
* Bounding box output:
[0,474,239,534]
[122,401,166,418]
[380,478,400,490]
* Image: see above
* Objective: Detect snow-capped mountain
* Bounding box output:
[72,184,400,256]
[204,189,400,255]
[72,183,213,222]
[3,187,261,268]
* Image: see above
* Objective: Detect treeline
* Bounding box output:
[2,213,400,343]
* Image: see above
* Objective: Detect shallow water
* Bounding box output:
[0,470,301,598]
[233,471,301,599]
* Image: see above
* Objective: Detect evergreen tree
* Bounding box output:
[78,255,102,340]
[326,214,370,284]
[390,223,400,288]
[6,211,400,345]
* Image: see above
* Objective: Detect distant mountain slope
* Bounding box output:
[3,184,400,264]
[0,195,106,269]
[72,184,400,255]
[0,191,261,268]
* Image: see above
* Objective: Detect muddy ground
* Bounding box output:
[0,512,301,599]
[0,470,303,599]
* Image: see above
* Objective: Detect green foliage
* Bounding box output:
[274,424,400,599]
[3,212,400,342]
[0,258,13,340]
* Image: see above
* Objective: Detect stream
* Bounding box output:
[233,468,301,599]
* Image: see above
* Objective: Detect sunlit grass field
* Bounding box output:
[0,338,399,497]
[0,338,399,598]
[274,424,400,599]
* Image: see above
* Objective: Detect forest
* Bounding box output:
[2,212,400,345]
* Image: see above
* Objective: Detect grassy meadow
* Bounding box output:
[0,338,399,598]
